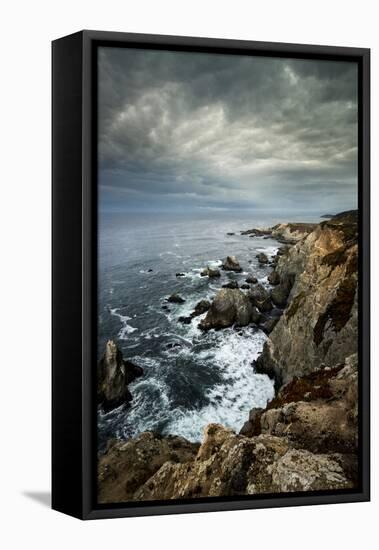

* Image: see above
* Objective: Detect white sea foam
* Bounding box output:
[166,328,274,441]
[110,308,138,339]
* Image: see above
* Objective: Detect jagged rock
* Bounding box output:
[266,449,354,492]
[178,316,192,324]
[257,212,358,384]
[98,432,199,503]
[178,300,211,324]
[256,252,269,264]
[268,270,280,285]
[222,256,243,272]
[97,340,143,412]
[199,288,253,330]
[248,284,273,313]
[200,267,221,278]
[222,280,239,289]
[245,275,258,284]
[167,293,185,304]
[192,299,211,317]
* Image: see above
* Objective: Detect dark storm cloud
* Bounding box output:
[98,47,358,212]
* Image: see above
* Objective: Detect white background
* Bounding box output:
[0,0,377,548]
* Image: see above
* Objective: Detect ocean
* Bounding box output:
[97,209,323,450]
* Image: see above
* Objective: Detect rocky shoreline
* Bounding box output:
[97,210,359,503]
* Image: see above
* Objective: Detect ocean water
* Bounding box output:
[97,209,322,449]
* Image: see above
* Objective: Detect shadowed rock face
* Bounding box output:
[199,288,253,330]
[97,340,143,412]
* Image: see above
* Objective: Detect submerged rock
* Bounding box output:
[222,255,243,272]
[167,293,186,304]
[199,288,253,330]
[176,272,185,277]
[222,280,239,289]
[97,340,143,412]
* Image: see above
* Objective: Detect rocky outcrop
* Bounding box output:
[178,299,211,324]
[222,256,243,272]
[256,252,269,264]
[199,288,253,330]
[200,267,221,278]
[98,432,199,503]
[248,284,273,313]
[241,223,317,244]
[97,340,143,412]
[167,293,186,304]
[254,212,358,387]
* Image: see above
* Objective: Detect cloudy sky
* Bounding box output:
[98,47,358,214]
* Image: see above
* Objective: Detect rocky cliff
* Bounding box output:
[255,211,358,388]
[98,212,359,502]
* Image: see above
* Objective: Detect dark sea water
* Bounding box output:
[97,209,322,450]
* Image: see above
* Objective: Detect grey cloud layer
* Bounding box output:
[98,47,358,212]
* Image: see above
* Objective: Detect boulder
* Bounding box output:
[240,283,250,290]
[268,270,280,285]
[178,316,192,324]
[221,256,243,272]
[192,299,211,317]
[199,288,253,330]
[167,293,186,304]
[97,340,143,412]
[256,252,269,264]
[248,284,273,313]
[245,275,258,284]
[200,267,221,278]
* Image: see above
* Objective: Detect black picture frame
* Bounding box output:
[52,30,370,520]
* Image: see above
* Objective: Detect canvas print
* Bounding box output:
[96,47,359,504]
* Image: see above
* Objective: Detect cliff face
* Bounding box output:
[255,213,358,388]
